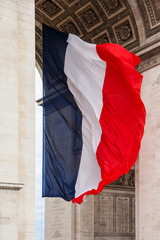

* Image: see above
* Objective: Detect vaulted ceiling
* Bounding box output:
[35,0,160,72]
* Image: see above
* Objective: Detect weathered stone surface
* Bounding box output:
[136,65,160,240]
[1,1,160,240]
[0,0,35,239]
[45,198,76,240]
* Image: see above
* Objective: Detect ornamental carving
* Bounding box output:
[63,0,78,6]
[137,0,160,37]
[35,26,42,37]
[92,31,109,44]
[57,17,82,37]
[36,33,42,51]
[114,19,133,45]
[145,0,160,25]
[35,0,140,68]
[119,25,131,40]
[98,0,125,18]
[153,0,160,21]
[36,0,160,69]
[106,0,119,10]
[35,31,42,62]
[94,191,135,236]
[76,3,103,32]
[0,183,24,191]
[83,9,97,25]
[64,22,78,34]
[53,230,62,238]
[37,0,63,19]
[137,46,160,72]
[109,170,135,187]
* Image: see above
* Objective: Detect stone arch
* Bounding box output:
[35,0,160,73]
[34,1,160,239]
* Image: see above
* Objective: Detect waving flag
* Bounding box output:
[42,24,146,204]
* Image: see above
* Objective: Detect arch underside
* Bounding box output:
[35,0,160,72]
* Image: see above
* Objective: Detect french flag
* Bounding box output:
[42,24,146,204]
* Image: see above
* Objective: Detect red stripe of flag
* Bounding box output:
[72,43,146,204]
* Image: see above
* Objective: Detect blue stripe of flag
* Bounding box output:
[42,24,82,201]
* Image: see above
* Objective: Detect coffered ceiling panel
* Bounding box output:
[35,0,160,71]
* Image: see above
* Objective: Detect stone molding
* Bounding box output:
[0,182,24,191]
[35,0,140,67]
[137,45,160,72]
[108,170,135,188]
[94,189,135,236]
[35,0,160,72]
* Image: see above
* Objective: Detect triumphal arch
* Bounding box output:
[0,0,160,239]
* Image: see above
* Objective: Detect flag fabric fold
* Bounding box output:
[42,24,146,204]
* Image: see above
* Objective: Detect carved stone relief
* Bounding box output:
[35,2,160,240]
[92,30,109,44]
[36,0,64,20]
[136,0,160,37]
[97,0,126,18]
[75,2,103,32]
[112,17,135,47]
[109,169,135,187]
[57,17,83,37]
[137,46,160,73]
[94,189,135,237]
[63,0,79,6]
[35,0,160,72]
[35,0,141,69]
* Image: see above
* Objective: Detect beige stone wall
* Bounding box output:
[45,185,135,240]
[136,64,160,240]
[45,196,95,240]
[0,0,35,239]
[0,189,18,240]
[75,196,94,240]
[45,198,76,240]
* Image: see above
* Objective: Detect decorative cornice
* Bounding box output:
[108,170,135,188]
[0,182,24,191]
[137,45,160,72]
[35,0,160,73]
[133,38,160,55]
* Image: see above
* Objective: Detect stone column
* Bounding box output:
[0,0,35,239]
[45,198,76,240]
[45,196,94,240]
[136,64,160,240]
[75,196,94,240]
